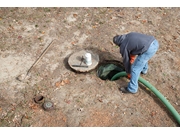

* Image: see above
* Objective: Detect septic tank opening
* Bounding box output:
[97,60,125,80]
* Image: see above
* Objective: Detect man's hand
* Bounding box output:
[127,73,131,79]
[130,54,136,64]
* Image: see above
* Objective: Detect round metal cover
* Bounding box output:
[68,50,99,72]
[43,101,54,110]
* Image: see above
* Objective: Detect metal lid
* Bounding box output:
[43,101,54,110]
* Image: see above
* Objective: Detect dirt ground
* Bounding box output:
[0,7,180,127]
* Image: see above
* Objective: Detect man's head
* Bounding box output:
[113,35,120,46]
[113,34,126,47]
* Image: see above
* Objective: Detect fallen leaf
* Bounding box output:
[98,98,103,102]
[29,103,38,109]
[55,79,70,87]
[55,81,61,87]
[18,36,22,39]
[108,9,112,12]
[64,79,70,84]
[62,117,67,122]
[71,42,76,45]
[151,111,156,117]
[141,20,147,24]
[172,35,178,40]
[64,99,71,104]
[119,12,124,16]
[73,14,78,17]
[24,114,29,119]
[135,14,141,19]
[60,80,65,86]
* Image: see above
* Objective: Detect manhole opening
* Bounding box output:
[34,95,44,104]
[96,60,125,81]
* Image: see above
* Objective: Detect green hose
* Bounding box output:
[111,71,180,125]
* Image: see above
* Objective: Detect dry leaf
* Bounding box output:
[151,111,157,116]
[73,14,77,17]
[62,117,67,122]
[55,81,61,87]
[29,103,38,109]
[65,99,71,104]
[141,20,147,24]
[135,14,141,19]
[71,41,78,45]
[55,80,69,87]
[18,36,22,39]
[98,98,103,102]
[22,114,29,119]
[60,81,65,86]
[64,79,70,84]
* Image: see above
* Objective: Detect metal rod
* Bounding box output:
[79,56,84,66]
[26,40,55,76]
[71,65,88,68]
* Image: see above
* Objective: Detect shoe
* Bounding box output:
[120,87,131,93]
[141,71,147,75]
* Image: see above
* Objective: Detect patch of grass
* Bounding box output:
[0,119,9,126]
[44,8,51,12]
[99,8,108,14]
[105,80,114,89]
[99,21,104,24]
[132,123,143,127]
[177,75,180,79]
[45,20,51,23]
[63,20,67,23]
[76,99,81,103]
[77,23,82,29]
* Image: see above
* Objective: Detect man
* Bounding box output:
[113,32,159,94]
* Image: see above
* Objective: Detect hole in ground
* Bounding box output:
[96,60,125,81]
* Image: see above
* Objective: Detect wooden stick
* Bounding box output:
[26,40,55,76]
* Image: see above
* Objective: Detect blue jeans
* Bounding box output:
[127,39,159,93]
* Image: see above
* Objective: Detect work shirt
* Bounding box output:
[116,32,155,74]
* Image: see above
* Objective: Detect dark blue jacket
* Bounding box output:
[115,32,155,73]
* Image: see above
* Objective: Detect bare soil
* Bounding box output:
[0,7,180,127]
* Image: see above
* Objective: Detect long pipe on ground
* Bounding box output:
[111,71,180,125]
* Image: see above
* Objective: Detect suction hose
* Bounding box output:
[111,71,180,125]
